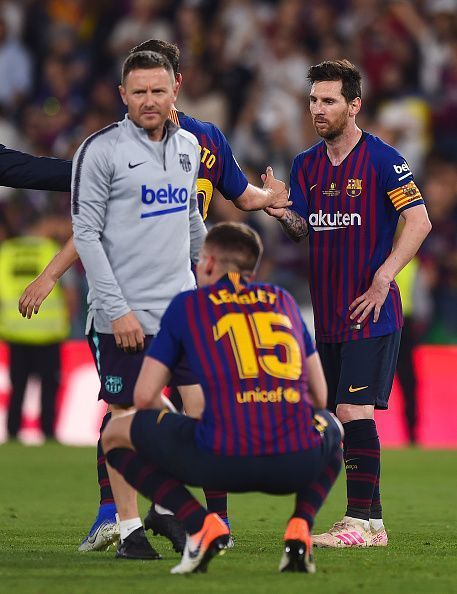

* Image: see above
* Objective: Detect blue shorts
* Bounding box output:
[88,328,198,406]
[130,409,342,494]
[317,330,401,411]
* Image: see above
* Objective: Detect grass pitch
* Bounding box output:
[0,443,456,594]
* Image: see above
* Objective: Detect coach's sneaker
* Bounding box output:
[78,504,120,552]
[115,526,162,560]
[370,522,388,547]
[170,513,230,574]
[312,517,372,548]
[144,504,186,553]
[279,518,316,573]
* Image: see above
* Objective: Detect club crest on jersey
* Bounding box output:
[105,375,123,394]
[346,178,362,197]
[402,181,419,198]
[179,153,192,172]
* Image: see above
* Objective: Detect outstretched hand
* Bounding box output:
[18,274,56,318]
[261,166,291,213]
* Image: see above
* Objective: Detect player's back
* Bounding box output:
[178,273,321,456]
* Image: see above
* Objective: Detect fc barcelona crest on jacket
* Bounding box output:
[346,178,362,197]
[179,153,192,172]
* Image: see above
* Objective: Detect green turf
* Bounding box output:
[0,444,456,594]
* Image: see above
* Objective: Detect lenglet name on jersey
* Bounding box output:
[209,288,277,306]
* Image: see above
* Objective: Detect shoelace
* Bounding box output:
[328,521,352,534]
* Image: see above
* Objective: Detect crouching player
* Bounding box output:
[102,222,343,574]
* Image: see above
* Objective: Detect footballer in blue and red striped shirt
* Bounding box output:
[151,266,321,458]
[170,108,248,220]
[103,222,343,574]
[266,60,431,548]
[289,131,422,343]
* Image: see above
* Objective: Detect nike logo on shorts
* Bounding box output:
[348,385,368,393]
[128,161,147,169]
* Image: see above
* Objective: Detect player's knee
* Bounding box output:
[336,403,374,423]
[328,412,345,440]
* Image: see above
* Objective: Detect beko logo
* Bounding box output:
[393,162,412,181]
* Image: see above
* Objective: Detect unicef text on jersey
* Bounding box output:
[141,184,188,218]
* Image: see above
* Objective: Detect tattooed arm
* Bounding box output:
[264,206,308,242]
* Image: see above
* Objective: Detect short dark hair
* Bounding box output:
[308,59,362,102]
[205,222,263,276]
[129,40,180,76]
[121,50,174,84]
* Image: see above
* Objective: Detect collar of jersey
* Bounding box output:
[123,114,179,142]
[214,273,249,293]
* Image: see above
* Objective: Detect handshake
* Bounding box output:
[261,166,291,219]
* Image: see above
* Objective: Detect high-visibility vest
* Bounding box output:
[396,258,419,318]
[0,236,70,344]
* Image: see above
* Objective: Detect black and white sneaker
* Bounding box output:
[144,505,186,554]
[115,527,162,560]
[279,518,315,573]
[170,513,230,574]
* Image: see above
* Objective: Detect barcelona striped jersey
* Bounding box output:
[147,273,322,456]
[289,132,425,343]
[169,109,248,219]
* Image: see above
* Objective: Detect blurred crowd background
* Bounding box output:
[0,0,456,343]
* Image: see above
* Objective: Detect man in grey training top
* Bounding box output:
[71,50,206,559]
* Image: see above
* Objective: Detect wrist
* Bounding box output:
[263,186,274,203]
[375,267,393,284]
[47,269,60,283]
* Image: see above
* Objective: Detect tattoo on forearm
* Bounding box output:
[279,209,308,241]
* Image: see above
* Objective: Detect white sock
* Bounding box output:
[369,518,384,531]
[120,517,142,542]
[154,503,173,516]
[344,515,370,531]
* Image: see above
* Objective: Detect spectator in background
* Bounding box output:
[176,58,228,130]
[33,54,85,151]
[420,159,457,343]
[109,0,172,73]
[218,0,270,68]
[231,27,311,180]
[395,257,432,445]
[173,2,205,63]
[255,27,311,158]
[0,14,31,113]
[0,215,76,440]
[388,0,457,157]
[0,0,24,39]
[373,62,431,177]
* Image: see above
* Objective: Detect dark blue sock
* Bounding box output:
[107,447,207,534]
[294,448,343,528]
[97,412,115,507]
[343,419,380,521]
[204,490,229,529]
